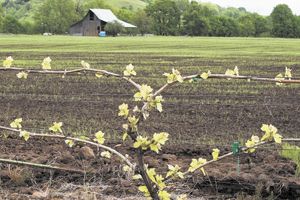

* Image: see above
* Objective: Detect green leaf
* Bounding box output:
[16,72,28,79]
[118,103,129,118]
[49,122,63,133]
[124,64,137,77]
[42,57,52,70]
[100,151,111,159]
[3,56,13,68]
[94,131,105,144]
[65,139,75,147]
[10,118,22,129]
[212,148,220,161]
[19,130,30,141]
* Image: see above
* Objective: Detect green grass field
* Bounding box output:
[0,35,299,145]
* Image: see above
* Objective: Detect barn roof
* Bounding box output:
[90,9,136,28]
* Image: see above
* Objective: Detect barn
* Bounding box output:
[69,9,136,36]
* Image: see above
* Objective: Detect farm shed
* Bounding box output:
[69,9,136,36]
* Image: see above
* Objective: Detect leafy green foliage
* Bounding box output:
[271,4,298,38]
[182,1,210,36]
[105,21,124,37]
[146,0,181,35]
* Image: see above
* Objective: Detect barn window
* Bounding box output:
[90,12,94,21]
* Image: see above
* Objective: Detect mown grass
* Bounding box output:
[281,143,300,176]
[0,35,300,56]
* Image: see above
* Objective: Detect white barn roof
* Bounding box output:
[90,9,136,28]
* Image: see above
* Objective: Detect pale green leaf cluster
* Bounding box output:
[118,103,129,118]
[101,151,111,159]
[275,73,284,86]
[261,124,282,143]
[10,118,22,129]
[16,71,28,79]
[81,60,90,69]
[276,67,293,85]
[134,84,153,102]
[128,115,139,131]
[49,122,63,133]
[200,70,211,80]
[245,135,260,153]
[94,131,105,144]
[95,72,103,78]
[42,57,52,70]
[149,95,164,112]
[188,158,207,175]
[150,132,169,153]
[139,167,170,200]
[133,132,169,153]
[166,164,184,179]
[163,68,183,83]
[124,64,137,77]
[176,194,188,200]
[285,67,292,79]
[225,66,239,76]
[123,165,133,173]
[212,148,220,161]
[65,139,75,147]
[19,130,30,141]
[3,56,13,68]
[133,136,151,150]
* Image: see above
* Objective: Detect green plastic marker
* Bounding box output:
[231,141,240,175]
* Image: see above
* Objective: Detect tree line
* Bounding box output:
[0,0,300,38]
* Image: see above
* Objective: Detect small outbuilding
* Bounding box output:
[69,9,136,36]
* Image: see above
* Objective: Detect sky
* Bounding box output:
[199,0,300,15]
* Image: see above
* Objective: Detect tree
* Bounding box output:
[271,4,297,38]
[2,15,24,34]
[105,21,124,37]
[209,16,240,37]
[0,6,4,32]
[133,9,152,35]
[146,0,181,35]
[252,14,271,37]
[238,14,255,37]
[117,8,134,23]
[83,0,110,10]
[182,2,210,36]
[35,0,77,34]
[296,16,300,37]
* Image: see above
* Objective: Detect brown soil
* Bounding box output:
[0,63,299,199]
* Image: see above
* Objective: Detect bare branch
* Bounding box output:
[0,158,86,174]
[0,67,141,90]
[0,125,134,168]
[164,138,299,183]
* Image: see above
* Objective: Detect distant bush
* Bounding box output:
[105,21,124,37]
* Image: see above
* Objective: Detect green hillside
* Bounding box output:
[0,0,147,22]
[109,0,147,10]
